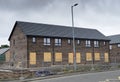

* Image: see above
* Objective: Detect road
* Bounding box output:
[30,70,120,82]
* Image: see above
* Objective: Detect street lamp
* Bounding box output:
[71,3,78,71]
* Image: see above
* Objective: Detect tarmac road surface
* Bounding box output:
[29,70,120,82]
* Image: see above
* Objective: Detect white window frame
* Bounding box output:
[77,40,80,45]
[32,37,36,43]
[68,39,71,44]
[94,41,99,47]
[104,41,106,45]
[86,40,91,47]
[55,38,61,46]
[118,44,120,47]
[44,38,50,45]
[109,45,112,49]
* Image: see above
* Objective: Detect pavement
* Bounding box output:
[7,70,120,82]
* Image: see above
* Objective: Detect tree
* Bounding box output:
[0,44,9,49]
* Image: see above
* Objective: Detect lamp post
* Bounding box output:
[71,3,78,71]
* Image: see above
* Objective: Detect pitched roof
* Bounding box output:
[0,48,9,55]
[9,21,110,40]
[107,34,120,44]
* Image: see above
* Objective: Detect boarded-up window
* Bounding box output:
[104,53,109,62]
[76,53,81,63]
[44,52,51,62]
[55,53,62,62]
[86,53,92,61]
[95,53,100,61]
[68,53,73,63]
[29,52,36,65]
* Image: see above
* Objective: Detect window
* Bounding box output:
[68,53,73,63]
[95,53,100,61]
[77,40,80,45]
[6,53,11,62]
[44,52,51,62]
[55,53,62,62]
[104,41,106,45]
[104,53,109,62]
[76,53,81,63]
[55,38,61,46]
[86,40,91,47]
[86,53,92,61]
[118,44,120,47]
[32,37,36,43]
[29,52,36,65]
[68,39,71,44]
[44,38,50,45]
[109,45,112,49]
[94,41,99,47]
[13,39,15,45]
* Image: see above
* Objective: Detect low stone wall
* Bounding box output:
[0,69,33,80]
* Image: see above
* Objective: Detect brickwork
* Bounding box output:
[9,26,27,68]
[27,36,110,67]
[109,44,120,63]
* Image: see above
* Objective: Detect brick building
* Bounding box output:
[9,21,110,68]
[108,34,120,63]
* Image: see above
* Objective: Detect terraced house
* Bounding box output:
[108,34,120,63]
[9,21,110,68]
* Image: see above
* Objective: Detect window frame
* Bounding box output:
[118,44,120,47]
[85,40,91,47]
[55,38,61,46]
[32,37,36,43]
[109,45,112,49]
[68,39,71,44]
[104,41,106,45]
[77,40,80,45]
[94,41,99,47]
[44,38,51,45]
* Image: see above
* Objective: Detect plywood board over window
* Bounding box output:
[55,53,62,62]
[68,53,73,63]
[44,52,51,62]
[86,53,92,61]
[95,53,100,61]
[29,52,36,65]
[104,53,109,62]
[76,53,81,63]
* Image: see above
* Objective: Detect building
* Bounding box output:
[8,21,110,68]
[108,34,120,63]
[0,48,10,63]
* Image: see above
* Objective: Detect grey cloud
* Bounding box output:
[0,0,55,12]
[79,0,120,15]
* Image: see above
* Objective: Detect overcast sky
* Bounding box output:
[0,0,120,46]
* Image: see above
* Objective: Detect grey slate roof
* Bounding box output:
[0,48,9,55]
[107,34,120,44]
[10,21,110,40]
